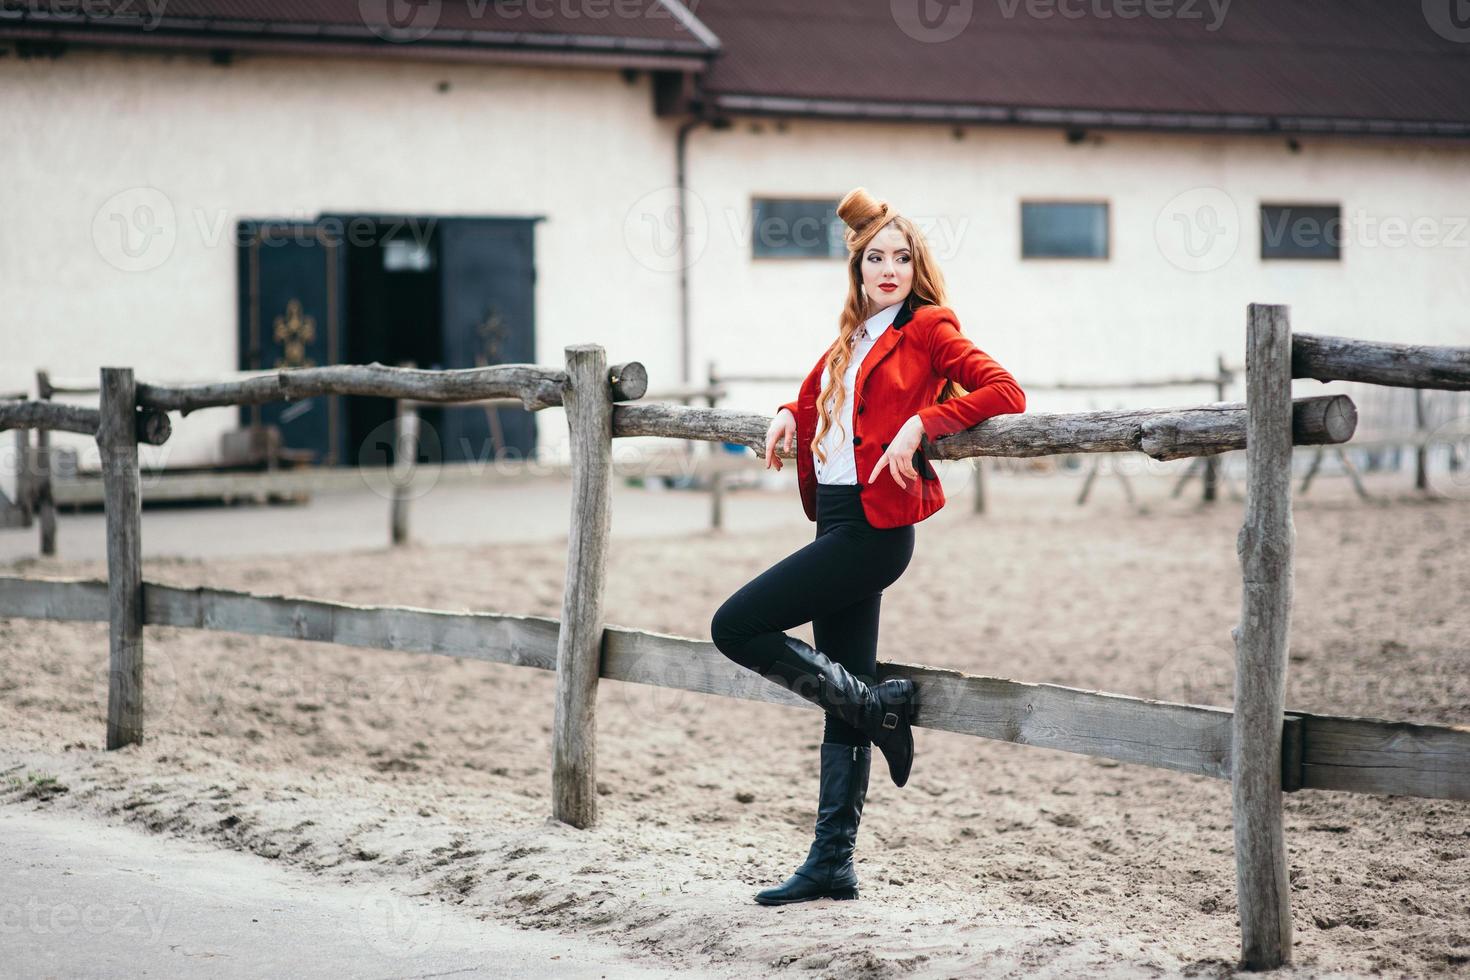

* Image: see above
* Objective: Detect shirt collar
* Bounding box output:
[861,299,904,340]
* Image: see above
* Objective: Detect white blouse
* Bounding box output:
[814,300,904,485]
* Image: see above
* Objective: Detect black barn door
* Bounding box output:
[437,218,538,464]
[236,221,343,464]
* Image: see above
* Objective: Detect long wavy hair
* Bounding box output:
[811,187,964,467]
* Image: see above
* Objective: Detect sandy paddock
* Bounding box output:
[2,468,1467,978]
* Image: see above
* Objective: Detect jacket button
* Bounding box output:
[881,442,889,449]
[852,436,863,447]
[856,405,864,415]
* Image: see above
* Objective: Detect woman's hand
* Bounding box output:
[765,408,796,470]
[868,414,926,489]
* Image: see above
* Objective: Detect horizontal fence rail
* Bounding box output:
[131,361,647,416]
[0,400,100,437]
[0,399,171,443]
[616,394,1358,462]
[1293,332,1470,390]
[39,369,283,399]
[2,574,1465,803]
[0,575,563,665]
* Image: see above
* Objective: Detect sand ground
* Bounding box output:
[0,805,692,978]
[2,462,1467,978]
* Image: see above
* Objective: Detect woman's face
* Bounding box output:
[859,223,913,309]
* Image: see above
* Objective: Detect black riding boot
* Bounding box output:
[755,742,870,905]
[759,636,918,787]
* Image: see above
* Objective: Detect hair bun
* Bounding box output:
[837,187,891,236]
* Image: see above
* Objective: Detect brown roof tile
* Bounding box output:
[2,0,720,68]
[689,0,1470,137]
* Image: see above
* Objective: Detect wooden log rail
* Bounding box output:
[617,394,1359,462]
[1293,333,1470,390]
[132,361,647,416]
[1,573,1466,804]
[0,399,171,444]
[0,400,103,436]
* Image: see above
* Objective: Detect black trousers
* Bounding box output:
[710,482,916,747]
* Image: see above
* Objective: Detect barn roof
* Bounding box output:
[4,0,1468,140]
[683,0,1470,140]
[0,0,721,72]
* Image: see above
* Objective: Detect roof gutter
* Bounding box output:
[0,11,717,71]
[712,93,1470,141]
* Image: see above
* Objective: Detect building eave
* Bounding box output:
[709,93,1470,143]
[0,13,717,72]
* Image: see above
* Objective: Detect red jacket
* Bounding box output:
[778,297,1025,529]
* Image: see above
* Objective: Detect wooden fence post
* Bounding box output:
[98,367,145,749]
[706,360,725,531]
[971,458,986,515]
[36,370,57,555]
[552,344,614,828]
[1231,304,1295,969]
[391,398,417,546]
[1414,389,1427,491]
[12,428,34,528]
[1203,354,1228,502]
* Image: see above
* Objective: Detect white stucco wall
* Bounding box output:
[3,46,1468,504]
[0,46,682,489]
[682,117,1470,431]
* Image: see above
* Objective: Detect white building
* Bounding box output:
[2,0,1467,489]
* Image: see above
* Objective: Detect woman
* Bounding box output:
[709,187,1026,906]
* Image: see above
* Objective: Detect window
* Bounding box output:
[751,198,845,259]
[1259,203,1342,260]
[383,237,434,272]
[1021,201,1109,259]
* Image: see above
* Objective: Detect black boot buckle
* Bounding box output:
[881,711,899,730]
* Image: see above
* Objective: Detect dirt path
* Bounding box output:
[0,805,697,979]
[2,468,1466,977]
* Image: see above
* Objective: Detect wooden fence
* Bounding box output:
[6,367,743,553]
[2,304,1469,970]
[714,354,1244,515]
[1297,384,1470,500]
